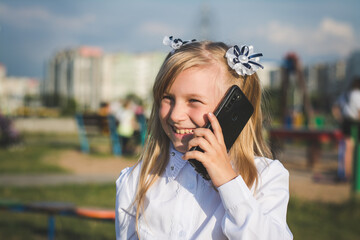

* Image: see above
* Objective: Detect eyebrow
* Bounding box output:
[185,93,206,99]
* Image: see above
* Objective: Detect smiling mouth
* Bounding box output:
[172,127,194,135]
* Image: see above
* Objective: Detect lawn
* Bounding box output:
[0,133,80,174]
[288,197,360,239]
[0,133,120,174]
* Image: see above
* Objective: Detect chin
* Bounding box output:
[172,142,187,153]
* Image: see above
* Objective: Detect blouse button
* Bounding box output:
[171,166,174,171]
[171,152,175,156]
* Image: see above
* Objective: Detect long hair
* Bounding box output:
[132,41,272,231]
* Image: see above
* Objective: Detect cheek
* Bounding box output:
[159,103,170,123]
[188,108,208,127]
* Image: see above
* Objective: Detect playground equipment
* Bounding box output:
[75,113,147,156]
[280,52,313,127]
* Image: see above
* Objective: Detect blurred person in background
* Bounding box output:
[98,102,110,135]
[116,99,138,155]
[134,100,147,146]
[98,102,110,116]
[332,76,360,180]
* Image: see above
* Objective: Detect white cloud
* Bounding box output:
[260,18,357,57]
[0,3,96,31]
[266,21,305,46]
[320,18,354,39]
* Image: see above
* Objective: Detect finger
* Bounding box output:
[192,128,218,148]
[182,149,206,163]
[187,135,212,152]
[207,112,225,145]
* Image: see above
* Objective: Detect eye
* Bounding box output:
[189,98,202,104]
[161,95,173,103]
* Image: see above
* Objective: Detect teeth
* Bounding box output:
[175,129,193,134]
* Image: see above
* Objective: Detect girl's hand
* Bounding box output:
[182,112,237,187]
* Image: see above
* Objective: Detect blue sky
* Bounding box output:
[0,0,359,78]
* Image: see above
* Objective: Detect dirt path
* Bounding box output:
[279,144,352,203]
[288,169,351,203]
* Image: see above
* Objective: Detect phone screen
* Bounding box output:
[188,85,254,180]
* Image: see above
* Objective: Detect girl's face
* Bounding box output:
[159,66,228,153]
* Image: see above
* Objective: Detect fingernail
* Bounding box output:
[208,112,213,117]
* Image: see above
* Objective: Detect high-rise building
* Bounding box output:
[44,46,166,112]
[0,63,39,115]
[102,52,165,102]
[304,59,347,111]
[43,46,103,111]
[257,62,281,89]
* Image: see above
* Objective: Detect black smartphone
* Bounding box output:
[188,85,254,180]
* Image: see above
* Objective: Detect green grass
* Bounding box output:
[1,184,360,239]
[0,133,121,174]
[0,133,81,174]
[0,184,114,208]
[288,197,360,240]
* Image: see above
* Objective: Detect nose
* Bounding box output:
[169,102,187,123]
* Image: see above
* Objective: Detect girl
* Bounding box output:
[115,37,293,239]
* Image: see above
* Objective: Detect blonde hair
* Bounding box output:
[133,41,272,231]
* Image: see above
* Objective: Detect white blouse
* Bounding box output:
[115,146,293,239]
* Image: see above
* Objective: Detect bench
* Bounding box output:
[75,114,122,156]
[0,199,115,240]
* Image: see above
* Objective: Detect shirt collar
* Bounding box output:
[165,143,188,181]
